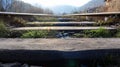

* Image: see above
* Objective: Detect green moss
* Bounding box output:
[84,28,111,38]
[115,29,120,37]
[21,30,49,38]
[0,19,10,37]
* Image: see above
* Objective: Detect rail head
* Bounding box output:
[64,12,120,16]
[1,12,120,17]
[0,12,54,16]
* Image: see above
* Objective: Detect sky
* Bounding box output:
[21,0,91,8]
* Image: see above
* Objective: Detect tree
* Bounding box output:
[0,0,12,11]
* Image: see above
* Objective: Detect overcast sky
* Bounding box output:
[21,0,91,8]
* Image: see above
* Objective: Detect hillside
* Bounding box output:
[0,0,53,14]
[79,0,105,12]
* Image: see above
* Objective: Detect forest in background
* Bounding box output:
[0,0,53,14]
[72,0,120,14]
